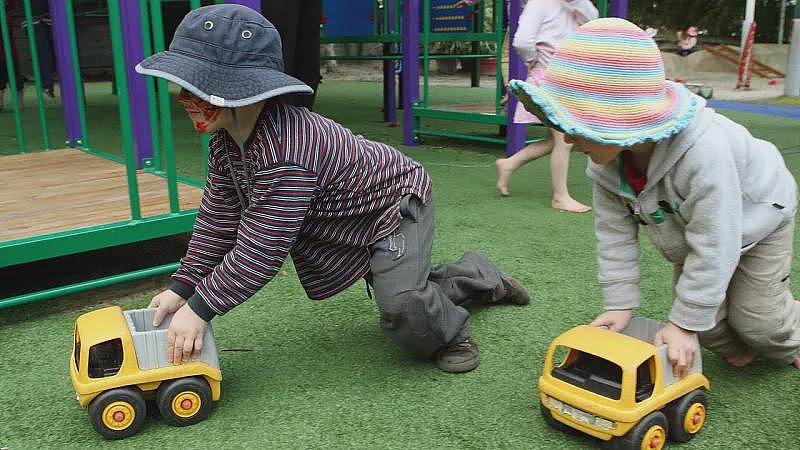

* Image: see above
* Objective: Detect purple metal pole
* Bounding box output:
[505,0,526,156]
[402,0,420,146]
[121,0,153,166]
[49,0,81,146]
[609,0,628,18]
[227,0,261,13]
[384,0,397,124]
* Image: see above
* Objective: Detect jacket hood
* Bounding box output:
[587,96,711,196]
[563,0,601,23]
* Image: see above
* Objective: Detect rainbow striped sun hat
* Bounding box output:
[509,18,700,147]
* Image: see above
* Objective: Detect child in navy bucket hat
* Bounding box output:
[138,4,530,373]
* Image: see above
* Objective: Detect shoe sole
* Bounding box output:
[437,356,480,373]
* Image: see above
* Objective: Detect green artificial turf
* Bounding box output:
[1,80,799,448]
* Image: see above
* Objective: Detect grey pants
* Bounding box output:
[681,218,800,365]
[367,195,508,358]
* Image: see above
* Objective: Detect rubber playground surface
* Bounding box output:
[0,80,799,448]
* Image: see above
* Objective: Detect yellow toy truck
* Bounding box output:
[70,306,222,439]
[539,318,709,450]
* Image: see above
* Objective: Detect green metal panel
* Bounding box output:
[413,106,508,125]
[598,0,608,18]
[0,262,180,309]
[320,34,402,44]
[415,129,507,145]
[108,0,143,220]
[0,212,197,268]
[21,0,51,149]
[0,2,26,152]
[427,32,497,42]
[149,0,180,213]
[493,0,503,114]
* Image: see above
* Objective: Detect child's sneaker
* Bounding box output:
[436,337,479,373]
[501,276,530,305]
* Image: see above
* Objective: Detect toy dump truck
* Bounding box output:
[70,306,221,439]
[539,318,709,450]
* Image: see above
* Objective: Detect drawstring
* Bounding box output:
[364,277,373,300]
[226,108,251,209]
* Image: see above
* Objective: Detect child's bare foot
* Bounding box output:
[495,158,513,196]
[793,356,800,369]
[727,350,757,368]
[552,197,591,213]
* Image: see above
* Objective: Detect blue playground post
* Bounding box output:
[227,0,261,12]
[49,0,82,146]
[609,0,628,18]
[402,0,420,146]
[384,0,398,125]
[506,0,526,156]
[121,0,153,167]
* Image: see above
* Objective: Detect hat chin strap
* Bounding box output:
[226,107,251,208]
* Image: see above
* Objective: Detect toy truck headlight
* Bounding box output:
[594,417,615,430]
[546,396,563,411]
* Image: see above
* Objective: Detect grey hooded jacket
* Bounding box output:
[587,103,797,332]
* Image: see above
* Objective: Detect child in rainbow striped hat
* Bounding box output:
[510,18,800,374]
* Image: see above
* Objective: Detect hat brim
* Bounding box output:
[136,50,313,107]
[509,79,701,147]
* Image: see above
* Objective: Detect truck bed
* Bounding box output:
[124,308,220,371]
[621,317,703,387]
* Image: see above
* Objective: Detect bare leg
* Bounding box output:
[495,134,554,196]
[549,130,591,213]
[794,356,800,369]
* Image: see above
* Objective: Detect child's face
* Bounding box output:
[176,89,226,133]
[565,134,624,165]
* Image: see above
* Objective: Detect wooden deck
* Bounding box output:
[0,149,203,242]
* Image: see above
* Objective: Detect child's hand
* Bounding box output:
[149,289,186,327]
[654,322,699,378]
[166,304,207,365]
[589,309,632,332]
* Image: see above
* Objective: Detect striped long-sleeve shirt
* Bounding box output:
[170,101,432,321]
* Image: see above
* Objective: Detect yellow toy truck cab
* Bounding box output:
[70,306,222,439]
[539,318,710,450]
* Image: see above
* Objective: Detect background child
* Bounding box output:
[137,4,529,374]
[495,0,597,213]
[511,18,800,374]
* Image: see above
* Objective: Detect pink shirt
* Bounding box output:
[512,0,598,68]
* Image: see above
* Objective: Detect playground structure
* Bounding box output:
[320,0,614,155]
[320,0,402,124]
[1,0,631,308]
[704,43,786,79]
[0,0,260,309]
[321,0,531,153]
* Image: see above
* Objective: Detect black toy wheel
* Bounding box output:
[540,402,581,435]
[664,389,707,442]
[156,376,213,427]
[606,411,668,450]
[88,387,147,439]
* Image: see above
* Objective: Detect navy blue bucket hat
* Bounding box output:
[135,4,312,107]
